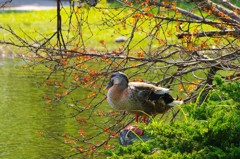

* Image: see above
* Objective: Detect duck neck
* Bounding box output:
[108,84,126,103]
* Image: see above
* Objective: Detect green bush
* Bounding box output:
[106,78,240,158]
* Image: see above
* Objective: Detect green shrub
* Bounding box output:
[106,78,240,158]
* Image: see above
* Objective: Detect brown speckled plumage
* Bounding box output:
[106,72,183,120]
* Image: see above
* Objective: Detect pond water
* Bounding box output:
[0,59,78,159]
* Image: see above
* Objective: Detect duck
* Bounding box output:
[105,72,183,122]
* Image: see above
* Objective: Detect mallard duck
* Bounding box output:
[105,72,183,122]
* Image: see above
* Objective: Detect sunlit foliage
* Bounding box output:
[0,0,239,157]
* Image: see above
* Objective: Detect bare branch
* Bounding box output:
[221,1,240,15]
[0,0,12,8]
[177,29,240,38]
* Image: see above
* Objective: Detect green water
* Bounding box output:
[0,59,77,159]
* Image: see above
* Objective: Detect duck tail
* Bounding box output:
[167,100,184,107]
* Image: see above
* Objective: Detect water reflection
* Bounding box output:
[0,59,77,158]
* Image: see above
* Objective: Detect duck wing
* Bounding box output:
[130,82,183,106]
[134,83,183,106]
[129,82,173,102]
[129,82,170,96]
[128,82,183,115]
[129,82,174,114]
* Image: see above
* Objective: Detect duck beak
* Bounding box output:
[104,82,112,90]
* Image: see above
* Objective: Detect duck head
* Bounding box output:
[105,72,129,89]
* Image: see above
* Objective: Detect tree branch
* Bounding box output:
[148,0,228,30]
[221,1,240,15]
[177,30,240,39]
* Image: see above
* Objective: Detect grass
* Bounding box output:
[0,10,56,39]
[0,2,231,54]
[0,4,200,52]
[0,7,136,51]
